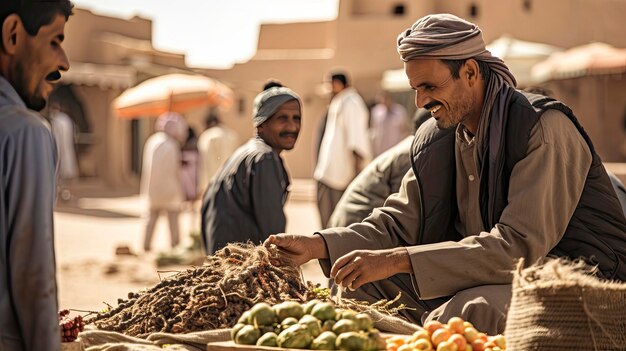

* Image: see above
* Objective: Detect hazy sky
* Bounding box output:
[72,0,339,69]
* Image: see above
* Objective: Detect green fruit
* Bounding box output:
[235,325,261,345]
[322,319,336,332]
[281,317,299,327]
[230,323,246,340]
[277,324,313,349]
[332,319,359,334]
[237,311,251,324]
[303,299,322,314]
[260,325,276,334]
[333,308,344,321]
[335,331,367,351]
[256,332,278,347]
[361,336,378,351]
[311,302,337,321]
[274,301,305,322]
[311,331,337,350]
[340,310,358,321]
[354,313,373,331]
[249,302,277,326]
[368,331,386,351]
[299,314,322,337]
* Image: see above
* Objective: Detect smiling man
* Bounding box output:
[201,85,302,254]
[0,1,73,350]
[267,14,626,334]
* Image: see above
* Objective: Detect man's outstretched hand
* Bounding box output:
[264,233,328,267]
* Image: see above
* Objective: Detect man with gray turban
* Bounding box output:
[267,14,626,334]
[201,85,302,254]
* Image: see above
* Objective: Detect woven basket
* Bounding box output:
[505,259,626,350]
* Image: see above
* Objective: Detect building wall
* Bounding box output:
[543,74,626,162]
[435,0,626,48]
[64,9,152,65]
[258,22,333,50]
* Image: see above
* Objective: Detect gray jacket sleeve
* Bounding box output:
[5,117,60,351]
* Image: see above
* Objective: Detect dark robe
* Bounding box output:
[201,137,290,254]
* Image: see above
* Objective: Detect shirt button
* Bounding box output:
[468,175,475,181]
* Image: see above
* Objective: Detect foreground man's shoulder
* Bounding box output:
[0,105,50,135]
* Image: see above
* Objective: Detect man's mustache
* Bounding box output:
[279,132,298,138]
[46,71,61,81]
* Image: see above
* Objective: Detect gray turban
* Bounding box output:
[397,13,516,87]
[252,87,301,127]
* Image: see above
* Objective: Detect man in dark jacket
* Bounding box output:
[201,86,302,254]
[267,14,626,334]
[0,1,73,350]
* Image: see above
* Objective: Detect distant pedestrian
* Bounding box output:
[197,113,239,196]
[181,126,199,202]
[201,86,302,254]
[314,72,371,228]
[0,1,73,350]
[370,91,410,157]
[140,112,188,252]
[49,102,79,202]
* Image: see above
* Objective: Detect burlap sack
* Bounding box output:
[505,258,626,351]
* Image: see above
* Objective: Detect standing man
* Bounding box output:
[201,86,302,254]
[196,113,238,196]
[314,72,371,228]
[267,14,626,334]
[0,1,73,350]
[370,91,410,157]
[141,112,188,252]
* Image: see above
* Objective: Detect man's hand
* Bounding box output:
[264,234,328,267]
[330,247,411,290]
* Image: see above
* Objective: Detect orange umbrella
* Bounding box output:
[113,73,234,118]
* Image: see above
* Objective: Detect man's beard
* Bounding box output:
[14,63,47,111]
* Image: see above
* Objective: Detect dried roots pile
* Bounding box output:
[85,243,316,337]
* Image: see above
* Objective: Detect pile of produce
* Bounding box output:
[59,309,85,342]
[386,318,506,351]
[85,243,316,337]
[232,300,386,350]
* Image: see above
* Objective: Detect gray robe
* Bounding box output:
[201,137,290,254]
[0,77,60,351]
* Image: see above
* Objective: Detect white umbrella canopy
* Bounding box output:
[113,73,234,118]
[486,34,562,87]
[531,42,626,83]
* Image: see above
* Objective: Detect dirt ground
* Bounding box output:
[54,179,327,313]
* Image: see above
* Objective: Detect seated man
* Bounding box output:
[267,14,626,335]
[201,86,302,254]
[329,109,430,228]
